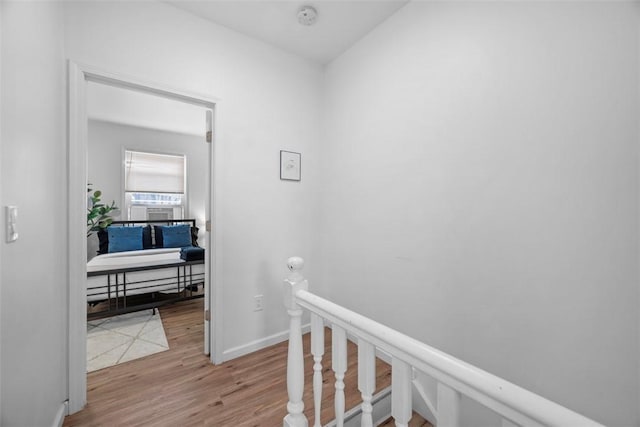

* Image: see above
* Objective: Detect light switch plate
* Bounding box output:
[6,206,18,243]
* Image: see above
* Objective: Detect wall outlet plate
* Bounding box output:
[5,206,18,243]
[254,294,264,312]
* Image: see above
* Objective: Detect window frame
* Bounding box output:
[122,148,188,220]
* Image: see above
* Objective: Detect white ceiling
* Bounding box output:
[88,1,409,133]
[167,0,409,64]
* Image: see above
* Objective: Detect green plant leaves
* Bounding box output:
[87,184,118,237]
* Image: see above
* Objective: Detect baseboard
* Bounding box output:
[324,386,392,427]
[52,401,68,427]
[222,323,311,362]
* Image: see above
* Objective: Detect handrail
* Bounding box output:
[295,290,602,427]
[282,257,604,427]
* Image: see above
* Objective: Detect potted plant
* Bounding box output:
[87,184,119,237]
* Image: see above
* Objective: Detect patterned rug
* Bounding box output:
[87,309,169,372]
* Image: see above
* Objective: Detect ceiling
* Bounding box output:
[88,1,410,134]
[166,0,409,64]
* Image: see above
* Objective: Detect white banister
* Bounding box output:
[392,358,412,427]
[310,313,325,427]
[412,372,438,419]
[283,257,309,427]
[283,258,604,427]
[332,324,347,427]
[437,382,461,427]
[357,339,376,427]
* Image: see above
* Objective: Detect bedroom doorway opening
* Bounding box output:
[68,62,222,414]
[85,82,210,372]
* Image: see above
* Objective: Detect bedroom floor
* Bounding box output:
[87,309,169,372]
[64,299,431,426]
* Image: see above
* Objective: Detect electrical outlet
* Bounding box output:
[254,295,264,312]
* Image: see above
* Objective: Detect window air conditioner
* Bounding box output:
[147,207,174,221]
[129,206,183,221]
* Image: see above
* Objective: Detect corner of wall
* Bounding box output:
[637,4,640,424]
[0,1,4,423]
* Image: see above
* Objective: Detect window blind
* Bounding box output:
[124,150,185,194]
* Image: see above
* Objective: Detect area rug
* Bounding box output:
[87,309,169,372]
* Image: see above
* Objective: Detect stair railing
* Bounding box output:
[282,257,604,427]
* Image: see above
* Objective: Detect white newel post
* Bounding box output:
[284,257,309,427]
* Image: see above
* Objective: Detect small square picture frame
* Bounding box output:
[280,150,301,181]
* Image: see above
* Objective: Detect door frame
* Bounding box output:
[67,61,224,414]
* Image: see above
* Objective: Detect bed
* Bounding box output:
[87,219,205,319]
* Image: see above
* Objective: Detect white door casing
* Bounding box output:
[67,61,224,414]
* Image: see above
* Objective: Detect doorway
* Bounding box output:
[68,62,223,414]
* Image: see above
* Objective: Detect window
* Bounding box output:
[124,150,186,220]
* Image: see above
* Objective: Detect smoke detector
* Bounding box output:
[297,6,318,26]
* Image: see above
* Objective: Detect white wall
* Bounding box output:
[321,2,639,426]
[87,119,208,258]
[64,1,323,356]
[1,2,67,426]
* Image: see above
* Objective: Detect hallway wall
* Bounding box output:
[0,2,67,426]
[63,1,323,358]
[320,2,640,425]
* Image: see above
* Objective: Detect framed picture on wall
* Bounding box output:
[280,150,301,181]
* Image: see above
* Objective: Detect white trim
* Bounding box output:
[51,401,68,427]
[67,61,88,414]
[203,105,213,355]
[67,60,224,413]
[222,324,311,362]
[210,103,224,364]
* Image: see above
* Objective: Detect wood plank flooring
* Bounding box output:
[64,299,431,426]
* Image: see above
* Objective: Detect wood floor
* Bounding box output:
[64,299,431,426]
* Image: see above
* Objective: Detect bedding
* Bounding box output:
[87,248,205,303]
[180,246,205,261]
[155,224,192,248]
[87,219,205,318]
[97,223,198,255]
[88,248,188,272]
[107,226,144,253]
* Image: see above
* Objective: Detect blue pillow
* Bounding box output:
[107,226,144,253]
[160,224,192,248]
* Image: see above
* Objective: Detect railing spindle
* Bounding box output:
[311,313,325,427]
[437,382,461,427]
[332,324,347,427]
[283,257,309,427]
[392,358,412,427]
[357,339,376,427]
